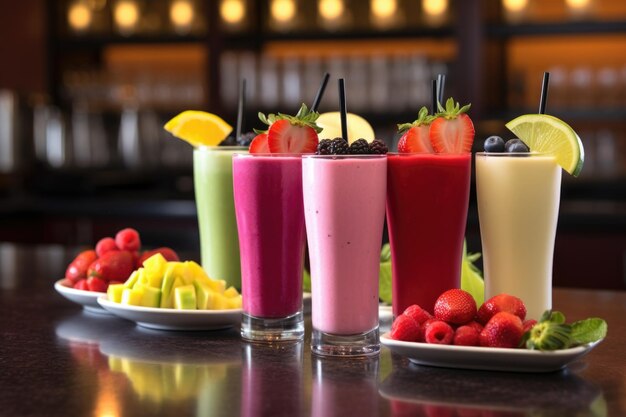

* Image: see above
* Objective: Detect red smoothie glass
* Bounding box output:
[386,153,471,316]
[233,153,306,342]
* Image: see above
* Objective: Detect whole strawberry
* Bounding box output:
[87,250,134,282]
[434,288,477,325]
[453,325,480,346]
[397,106,435,154]
[429,98,475,154]
[65,250,97,284]
[390,314,422,342]
[479,311,524,348]
[252,104,321,154]
[477,293,527,325]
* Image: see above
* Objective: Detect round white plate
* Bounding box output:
[380,332,603,373]
[97,296,242,331]
[54,279,109,314]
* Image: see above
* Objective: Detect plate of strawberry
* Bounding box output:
[381,289,605,373]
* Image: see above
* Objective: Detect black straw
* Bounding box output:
[437,74,446,106]
[539,72,550,114]
[236,78,246,141]
[431,79,438,114]
[338,78,348,142]
[311,72,330,112]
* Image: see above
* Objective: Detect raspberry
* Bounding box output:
[316,139,333,155]
[477,293,527,324]
[369,139,388,154]
[402,304,432,325]
[390,314,422,342]
[329,138,349,155]
[453,325,480,346]
[479,312,524,348]
[424,320,454,344]
[349,139,370,154]
[115,228,141,252]
[465,320,483,333]
[95,237,118,257]
[434,289,477,325]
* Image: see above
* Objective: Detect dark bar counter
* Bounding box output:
[1,244,625,417]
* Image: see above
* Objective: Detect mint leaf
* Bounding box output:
[379,261,392,305]
[303,268,311,293]
[571,318,607,345]
[380,243,391,262]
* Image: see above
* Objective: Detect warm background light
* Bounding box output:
[220,0,245,25]
[68,2,93,31]
[170,0,194,28]
[503,0,528,13]
[114,0,139,33]
[271,0,296,22]
[566,0,591,9]
[371,0,397,19]
[422,0,448,17]
[319,0,344,21]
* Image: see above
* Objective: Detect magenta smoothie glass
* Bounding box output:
[303,154,387,356]
[233,153,306,342]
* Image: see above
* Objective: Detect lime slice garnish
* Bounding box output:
[317,112,375,144]
[506,114,584,177]
[164,111,232,147]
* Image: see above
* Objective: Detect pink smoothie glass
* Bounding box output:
[233,153,306,342]
[303,154,387,356]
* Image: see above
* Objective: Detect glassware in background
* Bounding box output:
[0,90,18,173]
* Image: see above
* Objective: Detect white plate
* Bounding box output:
[97,296,242,331]
[54,279,109,314]
[380,332,603,373]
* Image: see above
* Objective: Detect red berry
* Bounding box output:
[137,247,180,267]
[267,119,319,154]
[423,320,454,345]
[477,293,527,325]
[402,304,432,325]
[453,325,480,346]
[65,250,98,283]
[86,276,107,293]
[73,279,89,291]
[479,312,524,348]
[398,125,434,154]
[429,99,475,154]
[464,320,483,333]
[249,133,269,153]
[95,237,118,257]
[522,319,538,334]
[87,250,135,282]
[434,289,477,325]
[115,228,141,252]
[390,314,422,342]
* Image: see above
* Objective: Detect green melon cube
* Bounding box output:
[193,279,212,310]
[121,287,143,306]
[174,285,196,310]
[139,285,161,308]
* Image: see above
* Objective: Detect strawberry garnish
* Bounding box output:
[249,133,269,153]
[397,106,435,153]
[429,98,475,154]
[255,103,321,154]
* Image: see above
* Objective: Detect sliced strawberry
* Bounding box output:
[429,98,475,154]
[398,126,434,153]
[249,133,269,154]
[396,106,435,154]
[267,119,318,154]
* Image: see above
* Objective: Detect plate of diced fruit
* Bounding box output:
[381,289,607,373]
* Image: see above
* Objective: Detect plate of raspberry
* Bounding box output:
[380,333,603,373]
[55,279,109,314]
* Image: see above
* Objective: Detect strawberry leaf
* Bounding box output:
[397,106,436,133]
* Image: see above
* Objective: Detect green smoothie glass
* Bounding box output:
[194,146,247,289]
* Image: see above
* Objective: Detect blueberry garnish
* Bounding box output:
[505,138,530,153]
[484,136,505,152]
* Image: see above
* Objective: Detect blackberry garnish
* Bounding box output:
[316,139,333,155]
[349,139,370,155]
[329,138,349,155]
[369,139,388,154]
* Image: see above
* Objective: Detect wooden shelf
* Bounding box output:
[487,20,626,38]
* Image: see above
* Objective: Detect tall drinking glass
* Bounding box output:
[303,154,387,357]
[476,152,561,320]
[233,154,306,342]
[193,146,247,289]
[386,153,471,316]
